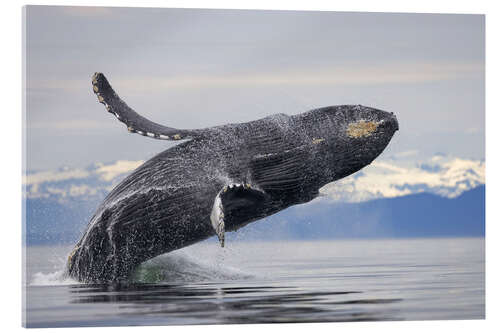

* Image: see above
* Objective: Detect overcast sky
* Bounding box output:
[24,6,484,170]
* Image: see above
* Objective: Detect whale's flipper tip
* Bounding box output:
[211,190,225,247]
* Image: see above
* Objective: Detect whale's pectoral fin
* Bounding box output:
[210,193,225,247]
[91,72,201,140]
[210,184,267,247]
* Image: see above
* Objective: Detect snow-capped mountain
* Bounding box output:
[320,154,485,202]
[23,154,485,203]
[23,153,485,245]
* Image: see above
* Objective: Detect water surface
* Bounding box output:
[24,238,484,327]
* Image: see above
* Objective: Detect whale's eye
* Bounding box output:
[346,120,380,138]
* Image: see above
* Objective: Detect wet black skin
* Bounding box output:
[67,73,399,283]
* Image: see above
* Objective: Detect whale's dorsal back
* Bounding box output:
[91,73,202,141]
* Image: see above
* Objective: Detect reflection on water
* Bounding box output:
[60,282,400,325]
[25,239,484,327]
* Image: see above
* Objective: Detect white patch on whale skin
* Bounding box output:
[210,191,225,247]
[346,119,381,138]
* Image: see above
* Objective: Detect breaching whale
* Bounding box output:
[67,73,399,283]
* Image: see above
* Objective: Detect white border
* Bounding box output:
[2,0,497,332]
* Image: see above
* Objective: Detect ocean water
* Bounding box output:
[23,238,484,327]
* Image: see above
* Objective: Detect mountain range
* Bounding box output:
[23,153,485,245]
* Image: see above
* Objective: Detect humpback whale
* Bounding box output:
[67,73,399,283]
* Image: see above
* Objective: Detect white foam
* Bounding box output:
[30,270,80,286]
[28,244,252,286]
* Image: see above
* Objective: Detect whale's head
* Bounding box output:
[298,105,399,183]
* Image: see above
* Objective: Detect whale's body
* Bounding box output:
[67,73,399,283]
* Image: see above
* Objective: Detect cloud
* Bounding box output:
[60,6,114,17]
[114,62,483,92]
[465,127,481,134]
[96,160,144,181]
[23,160,144,199]
[26,120,115,130]
[27,62,482,96]
[394,150,419,158]
[24,160,144,187]
[24,168,90,186]
[68,184,99,197]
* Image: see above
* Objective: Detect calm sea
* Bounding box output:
[23,238,484,327]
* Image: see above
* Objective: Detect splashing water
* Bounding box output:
[31,270,79,286]
[132,251,252,283]
[28,241,252,286]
